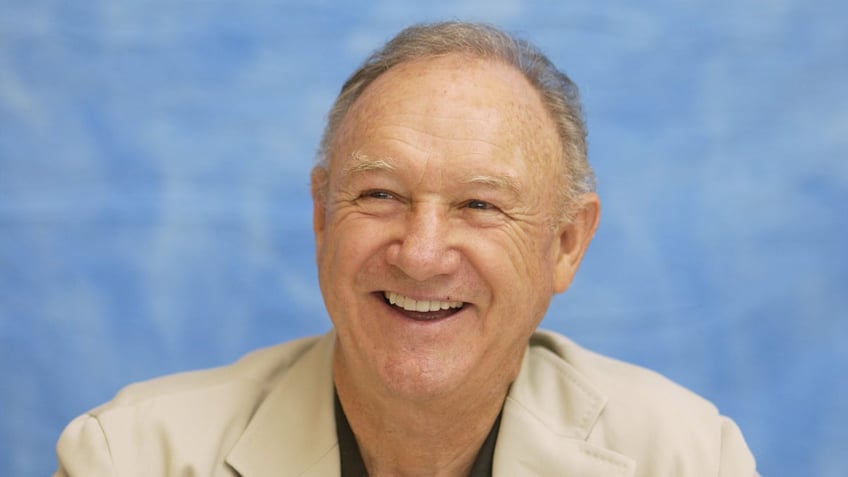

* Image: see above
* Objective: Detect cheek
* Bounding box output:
[502,228,557,283]
[468,228,557,309]
[318,221,383,338]
[320,214,387,290]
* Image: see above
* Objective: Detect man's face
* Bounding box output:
[313,54,597,400]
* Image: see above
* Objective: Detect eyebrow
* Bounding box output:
[462,174,522,199]
[341,152,396,176]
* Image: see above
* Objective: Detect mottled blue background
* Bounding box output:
[1,1,846,475]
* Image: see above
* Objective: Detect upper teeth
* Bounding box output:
[384,291,464,312]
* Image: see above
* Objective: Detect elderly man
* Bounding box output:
[55,22,758,476]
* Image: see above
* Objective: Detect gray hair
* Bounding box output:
[315,21,595,221]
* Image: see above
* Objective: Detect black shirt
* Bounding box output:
[334,393,502,477]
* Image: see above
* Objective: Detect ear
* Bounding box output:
[553,192,601,294]
[311,167,329,252]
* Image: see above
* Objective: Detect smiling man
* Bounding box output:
[55,22,758,476]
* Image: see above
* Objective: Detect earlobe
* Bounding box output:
[553,193,601,293]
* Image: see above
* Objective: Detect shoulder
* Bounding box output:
[525,330,757,476]
[529,330,713,415]
[56,334,329,476]
[100,334,323,409]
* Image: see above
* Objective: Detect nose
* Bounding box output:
[386,204,461,282]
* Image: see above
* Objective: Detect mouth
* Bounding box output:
[381,291,465,321]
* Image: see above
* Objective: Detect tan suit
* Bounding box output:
[55,330,758,476]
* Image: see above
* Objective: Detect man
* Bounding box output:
[55,22,758,476]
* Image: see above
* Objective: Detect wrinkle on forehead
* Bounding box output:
[341,150,525,204]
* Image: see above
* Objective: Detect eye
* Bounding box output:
[360,190,395,200]
[466,199,497,211]
[354,190,405,215]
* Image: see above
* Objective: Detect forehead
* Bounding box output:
[331,54,562,181]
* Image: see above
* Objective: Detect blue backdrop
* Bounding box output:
[2,1,846,475]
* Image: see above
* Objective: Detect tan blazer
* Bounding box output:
[55,330,758,476]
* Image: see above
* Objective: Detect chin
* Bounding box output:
[377,354,473,401]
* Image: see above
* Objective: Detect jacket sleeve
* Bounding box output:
[54,413,117,477]
[718,416,759,477]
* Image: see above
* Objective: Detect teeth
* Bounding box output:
[384,291,464,312]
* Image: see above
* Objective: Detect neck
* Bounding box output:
[334,359,513,477]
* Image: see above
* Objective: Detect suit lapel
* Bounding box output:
[226,333,341,477]
[493,340,636,476]
[224,331,634,477]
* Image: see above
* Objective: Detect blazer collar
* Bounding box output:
[225,331,634,477]
[493,333,636,476]
[226,332,341,477]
